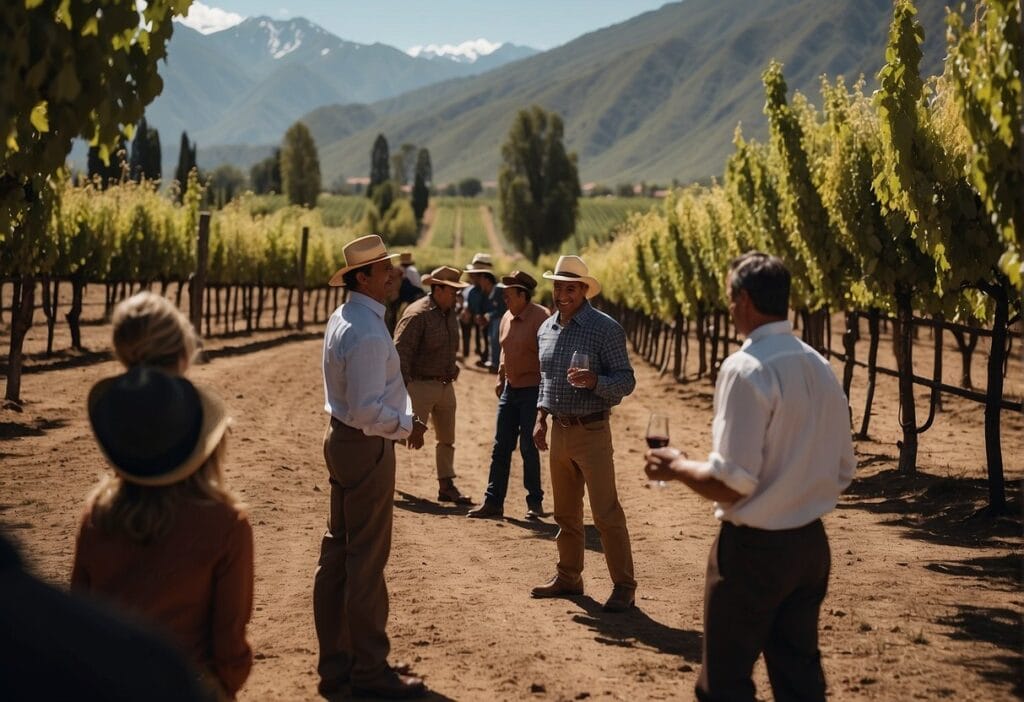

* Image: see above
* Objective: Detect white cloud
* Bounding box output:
[407,38,503,62]
[175,2,245,34]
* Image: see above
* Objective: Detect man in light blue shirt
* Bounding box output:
[314,235,429,700]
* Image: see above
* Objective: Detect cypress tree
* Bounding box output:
[369,134,390,199]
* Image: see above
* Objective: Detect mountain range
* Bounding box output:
[78,0,954,188]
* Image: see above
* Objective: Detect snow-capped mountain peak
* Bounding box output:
[407,38,503,64]
[259,18,304,59]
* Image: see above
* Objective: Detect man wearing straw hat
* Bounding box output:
[394,265,474,505]
[463,252,505,371]
[316,234,429,699]
[530,255,638,613]
[468,270,549,520]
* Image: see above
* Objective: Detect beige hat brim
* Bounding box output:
[542,272,602,299]
[328,252,401,287]
[88,379,232,487]
[422,276,469,288]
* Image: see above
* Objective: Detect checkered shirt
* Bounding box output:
[536,301,635,416]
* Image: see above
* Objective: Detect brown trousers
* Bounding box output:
[549,419,636,590]
[313,419,395,686]
[696,519,830,702]
[407,380,457,480]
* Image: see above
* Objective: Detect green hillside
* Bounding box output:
[313,0,952,186]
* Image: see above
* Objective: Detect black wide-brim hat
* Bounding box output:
[88,367,231,487]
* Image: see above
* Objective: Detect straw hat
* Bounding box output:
[497,270,538,292]
[88,367,231,487]
[463,252,494,274]
[328,235,400,286]
[399,252,415,266]
[542,255,601,299]
[422,266,470,288]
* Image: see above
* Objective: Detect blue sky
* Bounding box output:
[179,0,673,51]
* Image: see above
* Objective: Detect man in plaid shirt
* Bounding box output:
[530,255,638,613]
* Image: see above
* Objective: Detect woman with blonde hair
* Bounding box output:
[71,366,253,700]
[111,291,197,373]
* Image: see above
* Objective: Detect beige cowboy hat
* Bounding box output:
[463,252,494,274]
[543,255,602,299]
[328,235,400,286]
[88,367,231,487]
[497,270,538,292]
[422,266,470,289]
[399,251,415,266]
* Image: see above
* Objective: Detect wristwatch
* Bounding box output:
[412,415,428,430]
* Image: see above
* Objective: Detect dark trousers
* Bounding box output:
[313,419,395,686]
[696,519,830,702]
[483,385,543,509]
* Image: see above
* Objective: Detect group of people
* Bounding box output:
[24,236,855,702]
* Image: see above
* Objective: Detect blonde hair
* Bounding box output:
[112,292,197,373]
[88,437,242,544]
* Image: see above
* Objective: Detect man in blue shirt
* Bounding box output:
[530,255,638,613]
[317,235,429,699]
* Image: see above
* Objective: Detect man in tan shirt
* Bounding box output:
[468,271,550,520]
[394,266,473,504]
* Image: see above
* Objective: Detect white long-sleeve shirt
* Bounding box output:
[700,320,856,529]
[322,292,413,440]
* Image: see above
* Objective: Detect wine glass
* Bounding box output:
[645,412,669,488]
[568,351,590,387]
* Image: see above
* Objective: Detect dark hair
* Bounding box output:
[507,286,532,301]
[342,263,373,291]
[728,251,790,317]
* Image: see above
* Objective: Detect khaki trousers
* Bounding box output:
[549,419,636,590]
[407,380,457,480]
[313,419,395,686]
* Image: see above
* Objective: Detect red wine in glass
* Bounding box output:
[645,412,669,487]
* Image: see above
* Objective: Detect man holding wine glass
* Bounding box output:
[530,255,638,613]
[644,252,855,702]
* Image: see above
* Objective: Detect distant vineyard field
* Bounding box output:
[569,197,660,252]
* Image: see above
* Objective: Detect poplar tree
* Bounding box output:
[498,106,581,262]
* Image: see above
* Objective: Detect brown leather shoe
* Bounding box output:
[603,585,636,612]
[351,668,426,699]
[437,482,473,505]
[531,576,583,599]
[467,502,503,519]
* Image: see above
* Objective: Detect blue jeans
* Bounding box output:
[484,385,543,509]
[488,318,501,368]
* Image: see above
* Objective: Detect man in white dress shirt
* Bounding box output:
[645,251,855,702]
[314,235,429,699]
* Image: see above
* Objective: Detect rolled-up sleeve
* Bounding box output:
[706,370,771,496]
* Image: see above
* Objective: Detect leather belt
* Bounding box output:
[412,375,456,384]
[551,411,608,427]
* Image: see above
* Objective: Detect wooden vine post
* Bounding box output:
[190,212,211,337]
[297,226,309,331]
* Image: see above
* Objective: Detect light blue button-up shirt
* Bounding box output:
[322,292,413,439]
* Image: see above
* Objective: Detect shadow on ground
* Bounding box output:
[570,596,702,662]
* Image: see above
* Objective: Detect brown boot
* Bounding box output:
[530,576,583,599]
[603,585,636,613]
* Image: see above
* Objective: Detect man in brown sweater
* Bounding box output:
[394,266,473,504]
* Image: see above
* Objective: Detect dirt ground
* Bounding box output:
[1,287,1021,701]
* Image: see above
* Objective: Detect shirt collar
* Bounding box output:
[348,291,386,319]
[565,301,596,327]
[745,319,792,345]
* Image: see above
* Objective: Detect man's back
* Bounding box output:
[712,322,855,529]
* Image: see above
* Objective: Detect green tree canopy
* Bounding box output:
[174,130,197,201]
[498,106,581,262]
[250,148,282,194]
[129,115,161,182]
[281,121,321,208]
[369,133,390,198]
